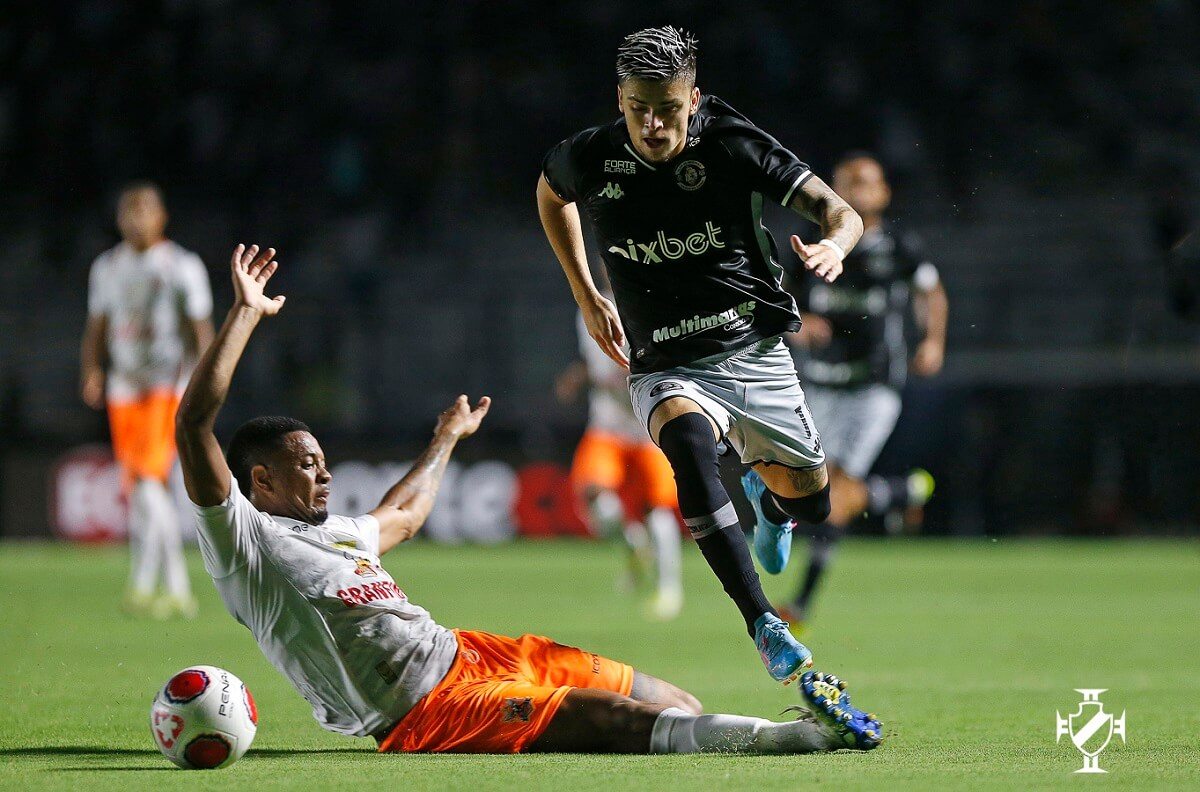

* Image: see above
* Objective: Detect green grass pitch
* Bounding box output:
[2,538,1198,790]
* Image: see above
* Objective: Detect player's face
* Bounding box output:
[117,188,168,250]
[264,431,332,525]
[832,158,891,217]
[618,78,700,163]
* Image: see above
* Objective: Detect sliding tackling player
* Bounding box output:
[174,243,882,754]
[537,26,863,682]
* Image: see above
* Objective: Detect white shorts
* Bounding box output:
[803,383,902,479]
[630,337,825,470]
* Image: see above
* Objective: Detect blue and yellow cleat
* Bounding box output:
[741,469,795,574]
[753,613,813,684]
[798,671,884,750]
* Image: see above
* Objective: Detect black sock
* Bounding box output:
[866,475,909,514]
[657,413,776,636]
[695,525,777,635]
[760,490,791,524]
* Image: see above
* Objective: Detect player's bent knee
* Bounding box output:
[772,482,832,525]
[630,671,702,715]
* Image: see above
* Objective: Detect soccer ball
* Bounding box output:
[149,665,258,769]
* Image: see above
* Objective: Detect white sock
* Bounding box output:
[646,508,682,598]
[128,480,162,594]
[589,489,627,539]
[147,480,191,598]
[649,707,833,754]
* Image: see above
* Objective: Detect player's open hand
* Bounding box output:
[792,236,843,283]
[582,293,629,368]
[231,244,287,316]
[436,395,492,440]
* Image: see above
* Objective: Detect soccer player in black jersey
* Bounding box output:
[537,26,863,683]
[780,153,949,630]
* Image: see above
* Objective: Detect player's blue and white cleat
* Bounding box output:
[797,671,884,750]
[741,469,795,574]
[753,613,813,684]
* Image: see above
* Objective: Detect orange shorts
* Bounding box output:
[571,429,678,512]
[377,629,634,754]
[107,388,181,488]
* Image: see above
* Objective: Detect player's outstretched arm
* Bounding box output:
[176,244,286,507]
[371,395,491,555]
[537,175,629,368]
[788,176,864,284]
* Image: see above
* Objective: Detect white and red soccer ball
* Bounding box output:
[150,665,257,769]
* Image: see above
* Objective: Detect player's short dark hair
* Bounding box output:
[616,26,698,85]
[226,416,312,497]
[118,180,164,203]
[836,150,882,169]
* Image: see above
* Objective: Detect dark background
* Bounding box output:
[2,0,1198,536]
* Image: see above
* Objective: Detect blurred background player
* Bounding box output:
[556,307,684,620]
[780,154,948,629]
[79,182,214,618]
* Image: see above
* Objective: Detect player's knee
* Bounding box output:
[773,482,832,525]
[670,689,703,715]
[657,413,728,522]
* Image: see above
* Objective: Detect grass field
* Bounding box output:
[2,538,1198,791]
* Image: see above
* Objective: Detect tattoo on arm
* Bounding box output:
[790,176,864,255]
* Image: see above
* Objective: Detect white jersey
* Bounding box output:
[87,240,212,402]
[577,312,646,441]
[193,480,457,737]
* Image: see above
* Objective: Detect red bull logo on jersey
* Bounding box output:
[607,221,725,264]
[652,301,756,343]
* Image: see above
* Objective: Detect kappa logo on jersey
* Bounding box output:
[607,221,725,264]
[604,159,636,174]
[652,301,757,343]
[599,182,625,200]
[502,697,535,722]
[649,381,685,397]
[674,159,706,191]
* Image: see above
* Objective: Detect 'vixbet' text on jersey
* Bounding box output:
[543,95,814,374]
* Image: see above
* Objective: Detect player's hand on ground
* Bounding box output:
[794,313,833,349]
[911,337,945,376]
[80,369,105,410]
[581,294,629,368]
[792,236,843,283]
[230,244,286,316]
[436,395,491,440]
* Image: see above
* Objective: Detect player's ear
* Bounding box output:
[250,464,272,495]
[616,84,624,114]
[689,86,700,115]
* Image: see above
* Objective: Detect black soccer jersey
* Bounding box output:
[789,223,938,390]
[542,95,811,374]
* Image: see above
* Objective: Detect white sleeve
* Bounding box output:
[353,514,382,556]
[179,253,213,320]
[86,256,110,318]
[193,479,270,578]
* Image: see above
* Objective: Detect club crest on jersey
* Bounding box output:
[599,182,624,200]
[674,160,706,191]
[502,697,535,722]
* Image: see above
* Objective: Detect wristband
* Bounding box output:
[817,238,846,261]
